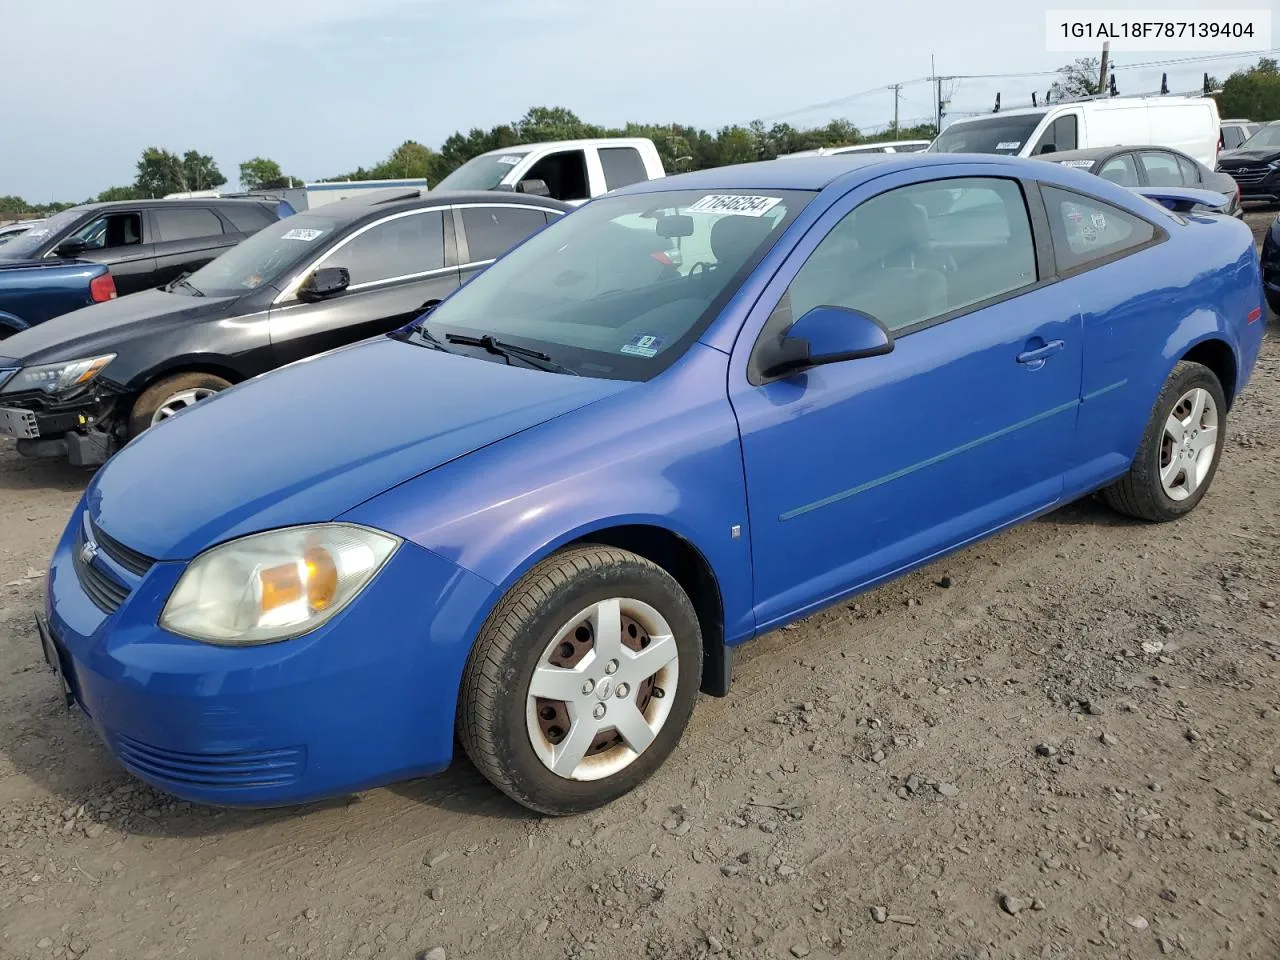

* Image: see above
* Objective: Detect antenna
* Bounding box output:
[993,92,1001,113]
[1160,72,1169,95]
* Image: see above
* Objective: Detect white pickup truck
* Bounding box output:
[433,138,666,206]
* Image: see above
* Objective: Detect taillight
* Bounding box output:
[89,273,117,303]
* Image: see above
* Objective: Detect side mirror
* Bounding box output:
[54,238,88,258]
[297,266,350,302]
[516,178,550,197]
[760,305,893,379]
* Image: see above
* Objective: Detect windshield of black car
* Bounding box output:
[929,113,1047,155]
[181,215,339,297]
[0,207,84,260]
[1239,123,1280,150]
[434,152,530,191]
[418,188,813,380]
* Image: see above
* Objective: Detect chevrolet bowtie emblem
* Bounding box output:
[80,538,98,565]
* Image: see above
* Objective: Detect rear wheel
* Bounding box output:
[128,372,231,438]
[459,545,702,816]
[1102,361,1226,522]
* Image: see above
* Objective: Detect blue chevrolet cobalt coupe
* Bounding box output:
[37,155,1265,815]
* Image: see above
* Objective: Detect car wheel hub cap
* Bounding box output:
[152,387,218,425]
[1159,386,1218,502]
[525,598,678,782]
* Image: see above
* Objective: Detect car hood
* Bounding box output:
[86,337,632,560]
[0,288,241,365]
[1217,148,1280,166]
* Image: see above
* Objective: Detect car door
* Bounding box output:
[268,206,457,366]
[54,209,157,296]
[728,169,1083,629]
[150,206,239,289]
[455,203,559,285]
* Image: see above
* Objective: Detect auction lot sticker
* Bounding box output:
[687,195,782,217]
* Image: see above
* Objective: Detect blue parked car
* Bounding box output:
[37,154,1265,815]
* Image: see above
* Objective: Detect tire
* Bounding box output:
[128,372,231,439]
[1102,361,1227,522]
[459,545,702,816]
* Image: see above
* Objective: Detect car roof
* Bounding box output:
[68,197,273,215]
[473,138,653,158]
[302,189,573,223]
[615,153,1060,195]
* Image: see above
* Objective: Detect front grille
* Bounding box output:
[1223,165,1273,185]
[73,530,129,614]
[90,518,155,577]
[111,733,306,790]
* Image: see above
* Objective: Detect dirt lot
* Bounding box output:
[1,214,1278,960]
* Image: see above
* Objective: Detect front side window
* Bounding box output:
[1139,151,1184,187]
[524,151,590,202]
[783,177,1038,333]
[1036,115,1078,154]
[68,212,143,251]
[460,206,550,262]
[599,147,649,191]
[418,189,813,380]
[154,207,224,242]
[1098,154,1139,187]
[1041,185,1156,272]
[323,210,445,286]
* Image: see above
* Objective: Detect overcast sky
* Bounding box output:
[0,0,1271,201]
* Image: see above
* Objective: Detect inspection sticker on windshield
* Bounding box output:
[496,155,522,165]
[995,141,1022,150]
[281,227,325,242]
[620,333,665,358]
[687,195,782,217]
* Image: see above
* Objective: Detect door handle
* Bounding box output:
[1016,339,1065,365]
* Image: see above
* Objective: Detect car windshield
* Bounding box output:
[929,113,1047,155]
[1238,123,1280,150]
[435,152,531,191]
[0,207,83,260]
[418,188,814,380]
[182,214,340,297]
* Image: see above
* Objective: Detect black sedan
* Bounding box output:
[1043,146,1241,217]
[0,189,570,465]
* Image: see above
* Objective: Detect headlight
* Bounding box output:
[0,354,115,395]
[160,523,400,645]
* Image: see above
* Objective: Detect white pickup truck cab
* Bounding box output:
[434,138,666,206]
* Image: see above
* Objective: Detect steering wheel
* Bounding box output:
[687,261,712,277]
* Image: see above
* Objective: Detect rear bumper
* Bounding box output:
[43,505,500,807]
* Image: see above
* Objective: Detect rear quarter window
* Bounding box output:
[222,204,277,233]
[1041,185,1157,273]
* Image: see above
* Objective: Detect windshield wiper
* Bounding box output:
[167,272,205,297]
[444,332,573,375]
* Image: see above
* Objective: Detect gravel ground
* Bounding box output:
[1,212,1277,960]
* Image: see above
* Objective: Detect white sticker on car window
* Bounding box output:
[1059,159,1094,168]
[996,141,1022,150]
[1091,212,1107,230]
[686,195,782,217]
[281,228,324,241]
[496,155,522,165]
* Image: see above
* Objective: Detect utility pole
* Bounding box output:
[1097,41,1110,95]
[890,83,901,133]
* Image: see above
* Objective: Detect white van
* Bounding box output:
[929,97,1221,168]
[432,138,666,206]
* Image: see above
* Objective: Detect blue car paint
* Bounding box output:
[43,154,1265,806]
[0,259,111,334]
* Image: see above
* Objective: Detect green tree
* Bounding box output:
[96,185,142,202]
[1050,56,1104,100]
[181,150,226,191]
[134,147,185,197]
[370,140,437,180]
[239,157,292,190]
[1217,57,1280,121]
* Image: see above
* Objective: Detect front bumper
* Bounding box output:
[0,392,117,465]
[1221,166,1280,201]
[43,505,499,806]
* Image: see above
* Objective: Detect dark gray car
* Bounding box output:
[1040,145,1241,217]
[0,189,570,465]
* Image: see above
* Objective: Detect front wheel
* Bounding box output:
[459,545,702,816]
[128,372,231,439]
[1102,360,1226,522]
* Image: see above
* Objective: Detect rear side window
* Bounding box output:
[1138,152,1184,187]
[1175,155,1201,184]
[598,147,649,191]
[154,208,225,242]
[461,206,549,262]
[785,177,1037,333]
[323,209,445,286]
[222,204,276,233]
[1041,186,1156,272]
[1098,154,1139,187]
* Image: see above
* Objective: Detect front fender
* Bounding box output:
[341,344,757,645]
[0,310,30,334]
